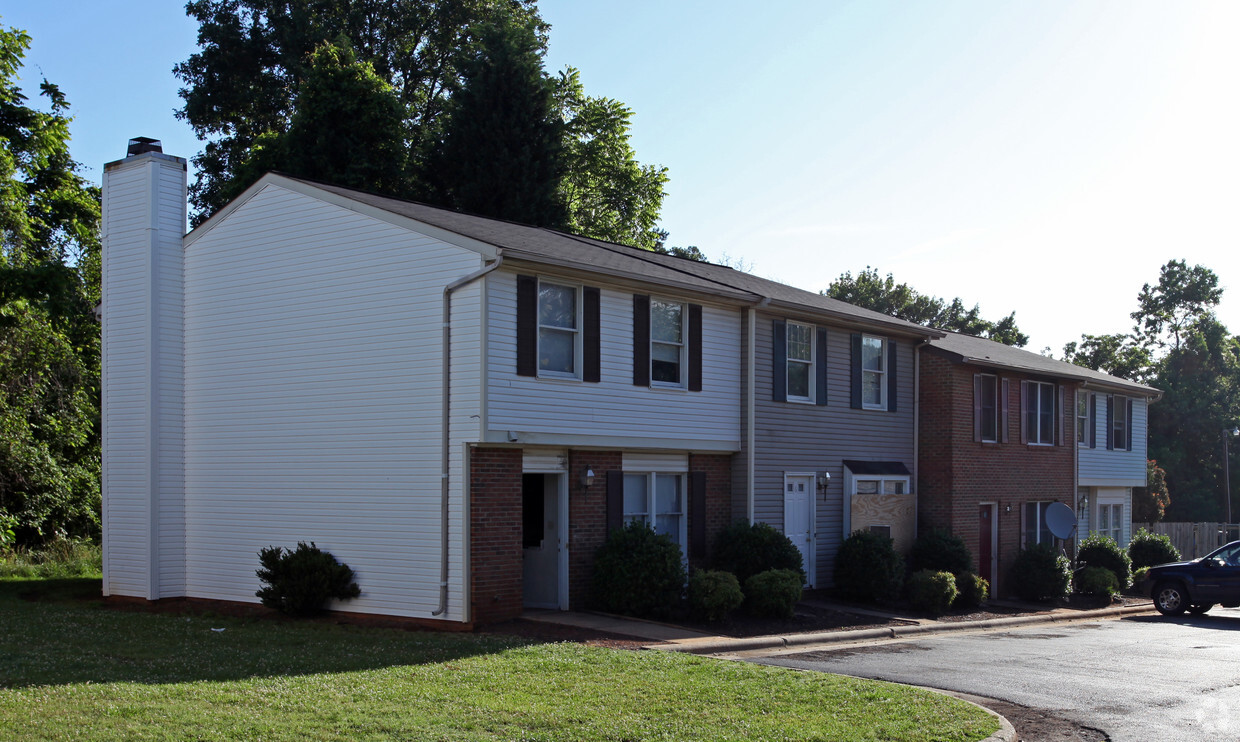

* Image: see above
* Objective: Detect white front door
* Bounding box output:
[523,473,567,609]
[784,474,815,587]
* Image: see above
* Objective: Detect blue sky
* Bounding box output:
[7,1,1239,355]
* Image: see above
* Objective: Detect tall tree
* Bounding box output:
[1062,333,1152,383]
[174,0,544,222]
[1132,259,1223,351]
[555,67,668,250]
[0,20,101,543]
[424,11,566,226]
[825,267,1028,346]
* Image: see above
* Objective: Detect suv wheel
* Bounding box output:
[1154,581,1188,616]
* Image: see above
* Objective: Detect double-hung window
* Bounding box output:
[1096,503,1123,543]
[1077,392,1090,445]
[1112,396,1129,451]
[622,472,686,553]
[1025,381,1055,444]
[1024,501,1054,546]
[650,300,685,386]
[786,322,814,401]
[537,281,579,376]
[861,335,887,409]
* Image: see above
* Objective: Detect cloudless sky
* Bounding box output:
[7,1,1239,355]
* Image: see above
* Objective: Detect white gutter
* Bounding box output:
[435,255,504,617]
[747,297,770,523]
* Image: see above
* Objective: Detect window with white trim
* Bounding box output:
[977,374,999,442]
[861,334,887,409]
[786,321,814,401]
[1077,391,1090,445]
[1025,381,1056,444]
[1112,396,1129,451]
[650,299,685,386]
[1096,503,1122,543]
[1023,501,1055,546]
[854,477,907,495]
[537,281,579,377]
[623,472,686,551]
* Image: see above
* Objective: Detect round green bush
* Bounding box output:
[590,521,685,619]
[743,569,804,618]
[834,530,904,605]
[255,541,361,617]
[688,569,744,622]
[711,521,805,585]
[1010,543,1071,602]
[1128,529,1181,570]
[953,571,990,609]
[909,530,974,575]
[907,570,958,616]
[1075,533,1132,588]
[1074,565,1120,597]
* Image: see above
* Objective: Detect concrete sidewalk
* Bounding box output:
[522,599,1158,655]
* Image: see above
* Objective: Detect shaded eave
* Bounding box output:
[936,348,1162,401]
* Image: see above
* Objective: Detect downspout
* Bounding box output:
[435,255,504,617]
[747,297,770,524]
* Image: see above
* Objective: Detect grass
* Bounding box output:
[0,539,102,580]
[0,575,999,741]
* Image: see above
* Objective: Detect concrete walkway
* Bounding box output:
[522,598,1158,656]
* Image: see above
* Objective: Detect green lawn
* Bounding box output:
[0,578,999,741]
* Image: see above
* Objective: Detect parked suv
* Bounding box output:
[1147,541,1240,616]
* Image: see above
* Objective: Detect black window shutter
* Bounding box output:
[1001,378,1010,443]
[606,471,624,535]
[772,320,787,402]
[583,286,601,383]
[688,304,703,392]
[815,328,829,406]
[850,333,863,409]
[516,275,538,377]
[690,471,707,559]
[1089,393,1097,448]
[973,374,983,443]
[632,295,650,386]
[1105,395,1114,450]
[1126,398,1134,451]
[887,340,898,412]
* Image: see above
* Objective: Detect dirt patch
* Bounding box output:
[960,695,1109,741]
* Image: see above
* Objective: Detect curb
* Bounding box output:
[654,603,1156,655]
[943,691,1016,742]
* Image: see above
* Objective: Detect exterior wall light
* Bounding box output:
[582,468,595,489]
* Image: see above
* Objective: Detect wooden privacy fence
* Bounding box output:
[1149,523,1240,560]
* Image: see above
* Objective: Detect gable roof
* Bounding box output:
[929,331,1161,399]
[260,175,944,339]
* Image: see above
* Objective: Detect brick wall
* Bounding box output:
[567,450,622,610]
[689,453,734,568]
[918,350,1076,596]
[468,447,523,625]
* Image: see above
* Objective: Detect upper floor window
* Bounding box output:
[1077,391,1090,445]
[1025,381,1056,444]
[538,281,579,376]
[861,335,887,409]
[1111,395,1129,451]
[975,374,999,442]
[650,299,685,386]
[786,321,814,401]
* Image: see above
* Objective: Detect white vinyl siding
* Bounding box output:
[1079,397,1149,487]
[182,184,482,620]
[487,272,741,448]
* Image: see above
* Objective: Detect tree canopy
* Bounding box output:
[824,267,1028,346]
[0,19,101,544]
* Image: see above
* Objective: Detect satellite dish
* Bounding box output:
[1045,502,1077,540]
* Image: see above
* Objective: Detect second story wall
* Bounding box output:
[1077,390,1148,487]
[485,270,742,451]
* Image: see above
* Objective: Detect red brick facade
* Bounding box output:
[918,351,1075,596]
[469,446,734,625]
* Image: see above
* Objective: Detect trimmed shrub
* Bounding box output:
[688,570,744,622]
[1010,543,1071,602]
[834,530,904,605]
[1074,565,1120,598]
[954,572,990,609]
[1128,529,1181,571]
[909,530,974,575]
[1075,533,1132,588]
[590,521,686,619]
[255,542,361,617]
[907,570,958,616]
[744,569,804,619]
[711,521,805,585]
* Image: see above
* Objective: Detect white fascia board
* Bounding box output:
[481,429,740,453]
[185,174,499,259]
